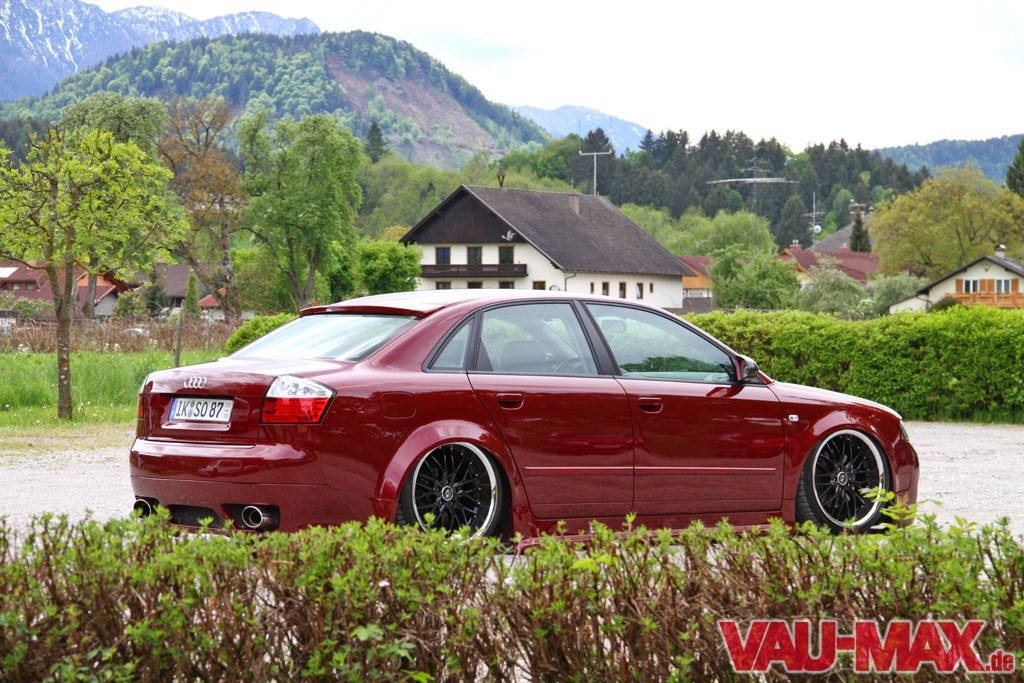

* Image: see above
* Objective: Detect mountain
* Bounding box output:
[0,0,318,102]
[511,105,648,155]
[875,135,1024,183]
[0,31,549,168]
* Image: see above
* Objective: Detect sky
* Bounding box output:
[90,0,1024,151]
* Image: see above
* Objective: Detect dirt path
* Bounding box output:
[0,422,1020,537]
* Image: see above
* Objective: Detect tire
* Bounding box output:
[795,429,890,533]
[395,442,506,539]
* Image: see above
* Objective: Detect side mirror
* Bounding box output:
[734,355,760,382]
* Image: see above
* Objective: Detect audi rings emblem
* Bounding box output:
[183,376,207,389]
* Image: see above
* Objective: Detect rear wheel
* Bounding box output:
[396,442,506,538]
[795,429,890,533]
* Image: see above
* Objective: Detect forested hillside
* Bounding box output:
[877,135,1023,182]
[0,32,548,168]
[500,129,929,248]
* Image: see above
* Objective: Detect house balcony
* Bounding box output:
[421,264,528,278]
[950,292,1024,309]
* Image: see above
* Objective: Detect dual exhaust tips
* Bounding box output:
[132,498,279,531]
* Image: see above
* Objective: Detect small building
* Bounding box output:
[890,248,1024,313]
[678,255,715,312]
[401,185,687,309]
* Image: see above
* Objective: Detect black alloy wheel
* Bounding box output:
[397,442,504,538]
[796,429,889,532]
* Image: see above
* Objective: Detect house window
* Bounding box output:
[619,282,627,298]
[467,246,483,266]
[590,282,595,293]
[601,282,610,296]
[436,281,451,290]
[649,283,654,293]
[435,247,451,265]
[467,281,483,289]
[636,283,644,299]
[963,279,980,294]
[533,281,546,290]
[995,279,1013,294]
[499,281,514,289]
[26,283,35,291]
[498,246,514,265]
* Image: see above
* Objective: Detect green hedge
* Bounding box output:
[225,313,297,354]
[689,307,1024,421]
[0,514,1021,680]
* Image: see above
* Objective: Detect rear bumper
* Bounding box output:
[130,437,395,531]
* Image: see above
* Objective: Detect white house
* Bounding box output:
[890,248,1024,313]
[401,185,687,309]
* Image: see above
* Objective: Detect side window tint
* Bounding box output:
[478,303,598,376]
[429,320,471,371]
[587,304,735,383]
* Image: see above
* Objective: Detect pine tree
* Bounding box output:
[849,211,871,252]
[365,122,389,163]
[1007,136,1024,199]
[183,272,200,319]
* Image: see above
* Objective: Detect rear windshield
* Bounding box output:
[231,314,418,361]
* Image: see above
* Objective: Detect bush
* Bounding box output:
[225,313,296,354]
[688,306,1024,421]
[0,514,1020,680]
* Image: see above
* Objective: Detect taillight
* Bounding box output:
[261,375,334,424]
[136,375,149,436]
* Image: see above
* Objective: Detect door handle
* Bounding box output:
[495,393,524,409]
[638,397,663,413]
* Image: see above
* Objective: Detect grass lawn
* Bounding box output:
[0,420,135,458]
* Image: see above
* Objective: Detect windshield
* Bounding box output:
[231,314,418,361]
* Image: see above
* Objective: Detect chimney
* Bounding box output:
[996,244,1006,259]
[497,167,505,189]
[789,239,802,252]
[568,191,580,216]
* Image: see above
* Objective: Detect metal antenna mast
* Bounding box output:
[579,148,612,196]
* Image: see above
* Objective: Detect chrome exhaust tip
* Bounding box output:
[241,505,279,531]
[133,498,154,518]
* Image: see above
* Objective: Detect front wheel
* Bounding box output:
[396,442,506,539]
[795,429,890,533]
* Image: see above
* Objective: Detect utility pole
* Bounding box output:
[579,148,612,196]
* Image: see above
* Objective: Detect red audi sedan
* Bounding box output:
[131,290,919,538]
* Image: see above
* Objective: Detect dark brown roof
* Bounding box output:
[779,248,880,284]
[404,185,686,278]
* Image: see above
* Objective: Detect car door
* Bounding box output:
[585,302,785,516]
[466,301,634,520]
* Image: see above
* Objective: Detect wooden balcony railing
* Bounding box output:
[951,292,1024,308]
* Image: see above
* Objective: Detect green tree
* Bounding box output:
[865,273,927,317]
[849,211,871,252]
[1007,136,1024,199]
[60,92,169,317]
[871,166,1024,277]
[775,195,809,249]
[709,245,799,309]
[0,128,186,419]
[794,260,867,315]
[113,290,148,318]
[677,210,777,256]
[356,240,421,295]
[183,272,201,319]
[240,112,363,309]
[364,121,389,163]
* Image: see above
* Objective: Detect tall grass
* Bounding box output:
[0,350,223,427]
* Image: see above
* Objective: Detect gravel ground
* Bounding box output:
[0,421,1021,537]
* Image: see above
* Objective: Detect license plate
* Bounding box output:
[170,397,233,423]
